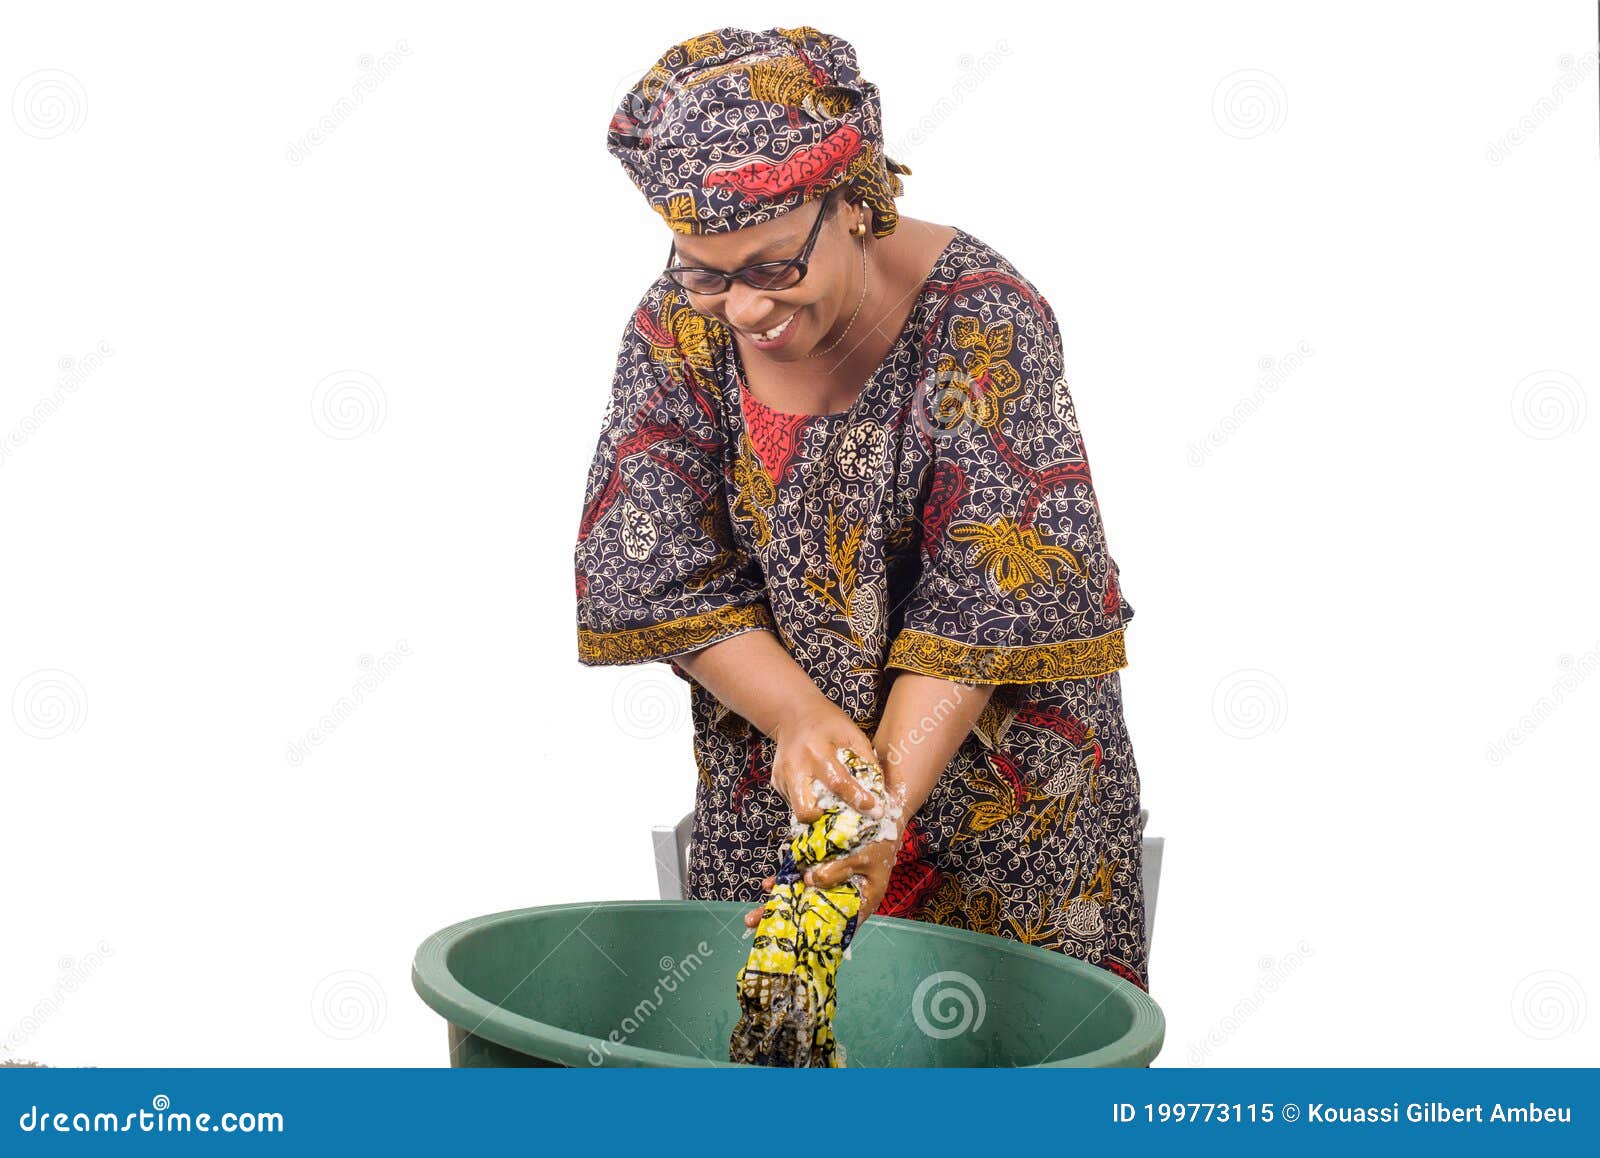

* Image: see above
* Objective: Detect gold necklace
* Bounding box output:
[805,232,869,360]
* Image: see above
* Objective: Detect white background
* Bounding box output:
[3,0,1596,1067]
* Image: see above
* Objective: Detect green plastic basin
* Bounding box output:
[411,900,1163,1068]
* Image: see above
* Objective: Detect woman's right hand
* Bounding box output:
[768,699,885,825]
[742,700,886,930]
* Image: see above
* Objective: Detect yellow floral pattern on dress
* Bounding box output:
[947,515,1087,599]
[925,314,1026,431]
[659,293,723,373]
[803,503,872,652]
[731,428,776,549]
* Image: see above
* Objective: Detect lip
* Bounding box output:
[743,310,800,351]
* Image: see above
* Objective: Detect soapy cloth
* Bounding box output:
[728,746,892,1067]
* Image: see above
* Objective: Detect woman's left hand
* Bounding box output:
[742,837,899,930]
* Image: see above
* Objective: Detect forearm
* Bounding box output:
[673,628,832,739]
[675,632,995,821]
[873,671,995,819]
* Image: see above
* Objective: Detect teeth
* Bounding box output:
[754,312,796,342]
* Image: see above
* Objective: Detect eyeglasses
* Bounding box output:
[665,189,834,295]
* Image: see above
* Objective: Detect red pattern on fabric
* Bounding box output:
[1103,559,1121,621]
[741,390,813,485]
[878,816,943,918]
[1014,704,1092,746]
[1015,704,1104,769]
[921,458,967,561]
[703,124,863,201]
[988,751,1027,808]
[731,743,766,814]
[1100,954,1149,993]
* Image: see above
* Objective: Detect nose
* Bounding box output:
[723,282,777,332]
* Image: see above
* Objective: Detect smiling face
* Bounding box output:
[669,187,868,361]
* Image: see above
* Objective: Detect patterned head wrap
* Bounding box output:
[606,26,912,239]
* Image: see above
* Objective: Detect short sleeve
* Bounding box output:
[574,283,775,668]
[886,285,1134,685]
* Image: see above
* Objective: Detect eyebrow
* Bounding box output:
[674,230,801,268]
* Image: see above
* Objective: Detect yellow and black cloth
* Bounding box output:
[729,747,887,1067]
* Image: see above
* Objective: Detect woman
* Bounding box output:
[577,26,1149,993]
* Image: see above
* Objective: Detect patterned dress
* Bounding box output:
[575,228,1149,992]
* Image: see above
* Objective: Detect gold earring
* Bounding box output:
[850,218,866,237]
